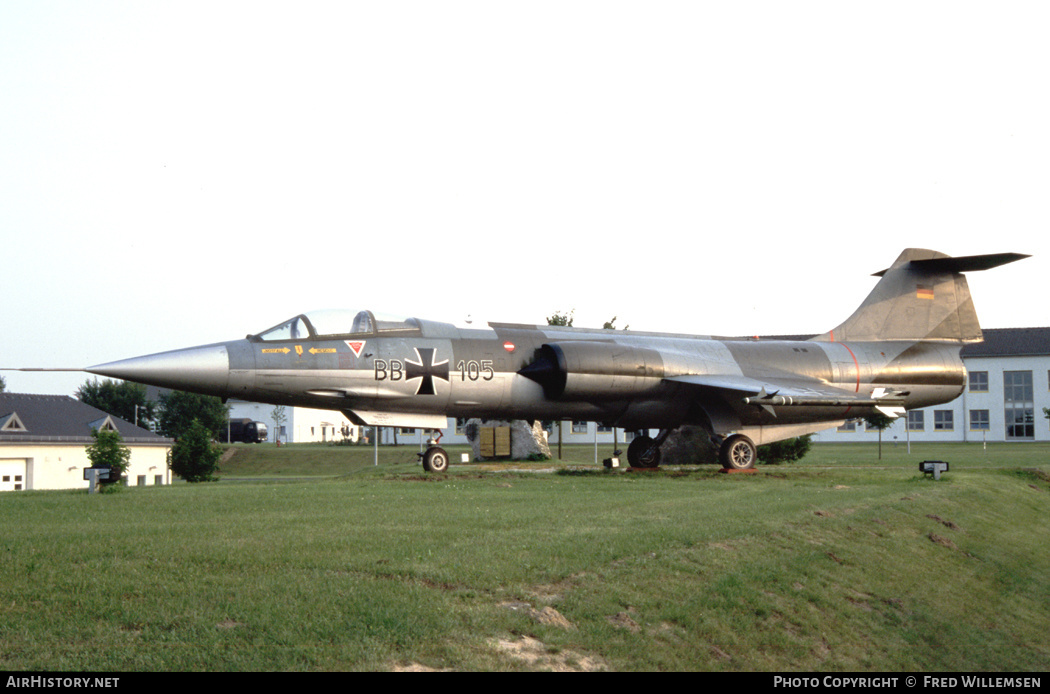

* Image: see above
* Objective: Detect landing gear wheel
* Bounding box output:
[627,436,661,469]
[422,446,449,473]
[719,434,757,470]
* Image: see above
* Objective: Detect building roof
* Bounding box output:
[960,327,1050,358]
[0,393,173,445]
[760,327,1050,358]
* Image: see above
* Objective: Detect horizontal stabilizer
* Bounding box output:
[873,252,1029,277]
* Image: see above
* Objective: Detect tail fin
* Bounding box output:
[811,249,1029,343]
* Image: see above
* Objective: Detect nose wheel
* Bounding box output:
[419,430,449,473]
[420,446,449,473]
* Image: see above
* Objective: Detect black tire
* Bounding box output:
[422,446,449,473]
[627,436,661,468]
[719,434,757,470]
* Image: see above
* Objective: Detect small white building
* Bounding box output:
[227,399,359,444]
[0,393,173,492]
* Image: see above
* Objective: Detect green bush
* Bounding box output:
[757,434,812,464]
[168,419,222,482]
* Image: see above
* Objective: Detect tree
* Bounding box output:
[0,374,6,392]
[271,405,287,443]
[158,390,228,441]
[603,316,630,331]
[546,309,575,327]
[85,428,132,481]
[168,419,222,482]
[76,378,155,426]
[863,412,895,460]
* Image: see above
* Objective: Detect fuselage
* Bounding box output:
[88,311,966,435]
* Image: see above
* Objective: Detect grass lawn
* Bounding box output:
[1,442,1047,671]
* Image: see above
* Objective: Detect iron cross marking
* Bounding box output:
[405,347,450,395]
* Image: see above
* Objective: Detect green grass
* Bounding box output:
[1,442,1048,671]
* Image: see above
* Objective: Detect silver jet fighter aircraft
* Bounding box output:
[87,248,1027,472]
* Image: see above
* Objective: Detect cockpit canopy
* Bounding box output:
[253,310,420,341]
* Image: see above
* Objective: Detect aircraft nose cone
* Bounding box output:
[87,343,231,397]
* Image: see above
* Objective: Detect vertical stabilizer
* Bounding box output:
[811,249,1028,343]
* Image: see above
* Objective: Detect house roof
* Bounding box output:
[759,327,1050,358]
[960,327,1050,358]
[0,393,173,445]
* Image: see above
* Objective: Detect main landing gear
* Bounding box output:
[717,434,758,470]
[419,431,449,473]
[626,430,758,471]
[626,430,671,469]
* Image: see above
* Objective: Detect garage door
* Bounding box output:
[0,460,27,491]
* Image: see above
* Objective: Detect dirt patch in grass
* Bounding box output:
[926,514,962,531]
[490,635,606,672]
[500,602,577,630]
[607,610,641,633]
[928,532,957,550]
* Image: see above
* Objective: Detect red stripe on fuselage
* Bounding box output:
[840,342,861,417]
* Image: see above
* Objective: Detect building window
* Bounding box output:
[934,410,954,431]
[1004,370,1034,440]
[838,421,857,432]
[970,410,990,431]
[907,410,925,431]
[968,371,988,392]
[572,421,588,434]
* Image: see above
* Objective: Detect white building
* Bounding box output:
[0,393,172,491]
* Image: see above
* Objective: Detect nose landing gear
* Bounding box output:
[421,445,449,472]
[419,430,449,473]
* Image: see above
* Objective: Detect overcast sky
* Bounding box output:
[2,1,1048,397]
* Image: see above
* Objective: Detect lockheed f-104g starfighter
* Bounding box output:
[84,248,1027,472]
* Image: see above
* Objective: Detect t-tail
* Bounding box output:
[810,249,1029,344]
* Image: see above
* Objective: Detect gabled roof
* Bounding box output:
[0,411,27,432]
[0,393,172,445]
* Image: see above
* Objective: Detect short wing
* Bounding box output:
[664,374,905,416]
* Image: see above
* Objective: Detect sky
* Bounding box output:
[2,1,1048,397]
